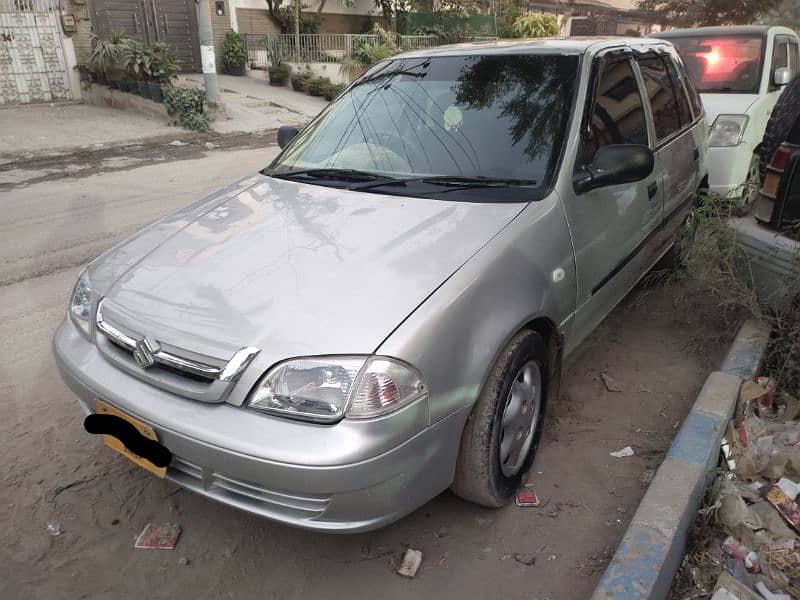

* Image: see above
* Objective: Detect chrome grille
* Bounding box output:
[95,298,260,403]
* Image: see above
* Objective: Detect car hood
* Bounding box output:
[700,93,760,126]
[101,174,525,360]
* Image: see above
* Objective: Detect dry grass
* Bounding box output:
[680,192,800,396]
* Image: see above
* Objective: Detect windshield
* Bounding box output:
[668,35,764,93]
[266,54,579,200]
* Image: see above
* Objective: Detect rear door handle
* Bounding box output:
[692,147,699,161]
[647,181,658,199]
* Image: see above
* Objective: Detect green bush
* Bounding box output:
[164,87,210,131]
[323,81,346,101]
[149,41,179,83]
[304,76,327,96]
[222,30,247,71]
[512,12,560,38]
[268,62,291,86]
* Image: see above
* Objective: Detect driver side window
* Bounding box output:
[579,57,649,166]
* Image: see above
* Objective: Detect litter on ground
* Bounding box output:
[671,376,800,599]
[610,446,635,458]
[397,548,423,578]
[134,523,181,550]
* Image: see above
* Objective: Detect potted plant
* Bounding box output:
[266,40,290,86]
[87,28,128,87]
[290,71,306,92]
[148,42,179,103]
[222,30,247,76]
[305,76,327,97]
[124,39,144,95]
[323,82,345,101]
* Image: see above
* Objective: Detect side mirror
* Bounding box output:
[573,144,654,194]
[774,67,792,87]
[277,125,299,150]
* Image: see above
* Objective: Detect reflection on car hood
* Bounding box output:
[700,92,759,126]
[103,174,526,358]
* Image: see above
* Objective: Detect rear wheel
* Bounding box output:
[451,330,548,507]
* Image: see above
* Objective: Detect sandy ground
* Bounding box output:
[1,141,738,600]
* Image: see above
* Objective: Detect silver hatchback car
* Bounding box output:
[54,37,708,532]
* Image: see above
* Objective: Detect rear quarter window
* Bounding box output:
[638,55,684,142]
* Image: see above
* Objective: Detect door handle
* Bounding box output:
[692,147,699,161]
[133,13,140,34]
[162,13,169,34]
[647,181,658,199]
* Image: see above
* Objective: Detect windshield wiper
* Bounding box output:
[349,175,538,192]
[420,175,538,188]
[356,59,431,87]
[267,168,395,184]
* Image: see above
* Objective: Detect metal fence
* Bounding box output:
[0,0,58,11]
[244,33,441,68]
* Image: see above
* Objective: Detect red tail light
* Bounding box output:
[769,145,792,171]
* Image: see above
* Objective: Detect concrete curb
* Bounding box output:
[590,319,770,600]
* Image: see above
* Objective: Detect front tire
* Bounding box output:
[451,330,548,508]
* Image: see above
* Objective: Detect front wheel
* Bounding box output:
[451,330,548,507]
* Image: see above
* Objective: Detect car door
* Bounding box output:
[561,49,662,350]
[636,51,701,230]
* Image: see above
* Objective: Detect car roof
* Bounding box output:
[396,36,672,59]
[650,25,798,38]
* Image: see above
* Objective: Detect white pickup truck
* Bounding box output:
[653,25,800,214]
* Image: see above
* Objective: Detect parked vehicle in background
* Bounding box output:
[651,26,800,214]
[53,37,707,532]
[730,77,800,309]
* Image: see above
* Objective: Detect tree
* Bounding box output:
[636,0,782,27]
[759,0,800,28]
[512,12,559,38]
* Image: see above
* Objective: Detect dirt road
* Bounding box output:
[0,140,736,600]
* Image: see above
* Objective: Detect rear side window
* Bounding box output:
[580,57,649,163]
[665,52,700,121]
[789,40,799,80]
[638,55,684,142]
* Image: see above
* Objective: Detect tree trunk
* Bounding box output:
[316,0,328,14]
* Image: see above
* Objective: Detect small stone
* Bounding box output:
[639,469,656,488]
[111,519,120,526]
[601,372,624,392]
[178,556,190,566]
[169,140,186,146]
[397,548,423,578]
[204,142,217,150]
[513,552,536,566]
[46,520,63,536]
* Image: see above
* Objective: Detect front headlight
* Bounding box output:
[247,356,427,423]
[69,270,92,338]
[709,115,748,147]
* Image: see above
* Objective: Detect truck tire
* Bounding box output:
[760,76,800,176]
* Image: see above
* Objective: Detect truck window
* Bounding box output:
[580,57,649,164]
[789,40,799,80]
[771,36,790,90]
[637,55,683,142]
[667,35,764,94]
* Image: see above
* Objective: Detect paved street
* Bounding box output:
[1,130,735,600]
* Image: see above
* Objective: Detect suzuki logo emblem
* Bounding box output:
[132,337,160,369]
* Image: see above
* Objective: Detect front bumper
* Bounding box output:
[708,143,755,197]
[53,318,467,532]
